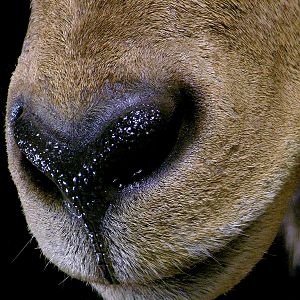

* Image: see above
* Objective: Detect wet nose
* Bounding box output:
[10,89,185,212]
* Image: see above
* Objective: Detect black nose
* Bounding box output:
[12,100,183,197]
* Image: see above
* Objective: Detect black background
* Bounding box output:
[1,1,298,299]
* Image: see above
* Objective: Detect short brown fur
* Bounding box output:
[5,1,300,299]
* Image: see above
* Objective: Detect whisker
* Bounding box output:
[58,276,70,286]
[43,259,52,271]
[11,237,34,263]
[205,251,221,266]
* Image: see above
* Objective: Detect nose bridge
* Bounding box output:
[28,43,172,128]
[31,0,163,50]
[30,1,150,66]
[28,0,181,93]
[22,1,188,124]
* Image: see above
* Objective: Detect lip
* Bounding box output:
[88,232,246,289]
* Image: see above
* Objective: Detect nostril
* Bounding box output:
[12,108,68,197]
[100,104,184,186]
[20,152,61,197]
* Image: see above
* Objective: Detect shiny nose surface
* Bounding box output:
[12,103,182,197]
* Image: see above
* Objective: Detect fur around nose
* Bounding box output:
[5,1,300,298]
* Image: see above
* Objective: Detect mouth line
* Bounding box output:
[89,247,227,288]
[117,234,242,288]
[19,150,214,286]
[135,230,252,288]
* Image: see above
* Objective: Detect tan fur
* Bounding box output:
[5,1,300,299]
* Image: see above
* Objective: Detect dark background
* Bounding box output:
[1,1,298,299]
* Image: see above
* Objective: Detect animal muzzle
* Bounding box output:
[9,85,188,283]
